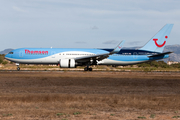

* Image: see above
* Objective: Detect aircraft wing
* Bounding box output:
[148,52,173,58]
[75,40,125,63]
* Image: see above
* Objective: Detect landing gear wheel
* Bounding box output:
[89,68,92,71]
[84,67,88,71]
[84,67,93,71]
[17,67,20,71]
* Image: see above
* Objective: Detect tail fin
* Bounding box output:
[139,24,173,53]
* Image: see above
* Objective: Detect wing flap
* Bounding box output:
[75,40,125,62]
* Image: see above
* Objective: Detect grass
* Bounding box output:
[2,114,13,117]
[172,116,180,118]
[1,94,180,114]
[0,71,180,119]
[174,111,178,113]
[73,112,81,115]
[57,113,64,116]
[150,114,156,118]
[138,116,146,119]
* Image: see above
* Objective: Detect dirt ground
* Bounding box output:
[0,71,180,120]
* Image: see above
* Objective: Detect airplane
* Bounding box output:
[5,24,173,71]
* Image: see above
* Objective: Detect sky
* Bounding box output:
[0,0,180,51]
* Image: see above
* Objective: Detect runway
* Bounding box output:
[1,69,180,73]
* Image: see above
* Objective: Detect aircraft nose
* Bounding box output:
[5,55,8,59]
[5,54,10,59]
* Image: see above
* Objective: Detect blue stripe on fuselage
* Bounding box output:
[101,49,160,55]
[6,48,109,59]
[5,48,166,62]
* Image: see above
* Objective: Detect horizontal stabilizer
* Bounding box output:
[148,52,173,58]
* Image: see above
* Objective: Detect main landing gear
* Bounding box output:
[84,66,93,71]
[16,63,20,71]
[17,67,20,71]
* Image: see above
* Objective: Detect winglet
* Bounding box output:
[110,40,125,54]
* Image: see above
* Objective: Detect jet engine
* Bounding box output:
[59,59,76,68]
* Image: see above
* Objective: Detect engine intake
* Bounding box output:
[59,59,76,68]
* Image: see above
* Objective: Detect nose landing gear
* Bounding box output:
[17,67,20,71]
[16,63,20,71]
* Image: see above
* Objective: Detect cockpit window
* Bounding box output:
[9,52,13,54]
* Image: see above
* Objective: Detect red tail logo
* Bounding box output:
[153,36,167,47]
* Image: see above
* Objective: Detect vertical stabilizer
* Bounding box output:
[139,24,173,53]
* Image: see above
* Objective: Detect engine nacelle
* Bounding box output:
[59,59,76,68]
